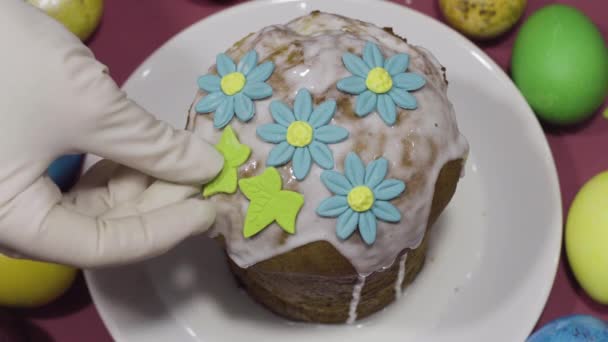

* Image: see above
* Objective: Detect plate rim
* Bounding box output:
[85,0,563,340]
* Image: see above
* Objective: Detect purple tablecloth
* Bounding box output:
[4,1,608,341]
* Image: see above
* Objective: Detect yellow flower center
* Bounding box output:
[286,121,314,147]
[366,67,393,94]
[220,72,246,95]
[347,186,375,212]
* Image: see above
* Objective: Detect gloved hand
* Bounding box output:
[0,1,224,268]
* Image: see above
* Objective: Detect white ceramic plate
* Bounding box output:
[84,0,563,341]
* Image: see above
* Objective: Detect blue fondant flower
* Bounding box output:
[337,42,426,126]
[196,50,275,129]
[316,152,406,245]
[256,89,349,180]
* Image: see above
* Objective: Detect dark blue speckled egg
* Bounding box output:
[528,315,608,342]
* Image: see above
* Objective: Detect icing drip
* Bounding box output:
[394,253,408,299]
[347,275,366,324]
[188,12,469,276]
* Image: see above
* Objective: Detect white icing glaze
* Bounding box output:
[347,275,366,324]
[186,12,469,276]
[394,253,408,299]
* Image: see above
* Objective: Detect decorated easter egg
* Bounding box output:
[512,5,608,125]
[0,254,77,308]
[528,315,608,341]
[439,0,527,40]
[27,0,104,41]
[48,154,84,192]
[566,171,608,304]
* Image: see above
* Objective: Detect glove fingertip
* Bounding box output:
[188,133,225,184]
[181,198,217,235]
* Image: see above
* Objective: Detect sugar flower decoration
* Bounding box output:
[337,42,426,126]
[257,88,349,180]
[316,152,406,245]
[196,50,275,129]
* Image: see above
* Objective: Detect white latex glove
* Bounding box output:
[0,1,224,268]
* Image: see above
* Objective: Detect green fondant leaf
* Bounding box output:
[216,125,251,167]
[202,125,251,197]
[243,194,276,238]
[238,167,304,238]
[202,166,238,197]
[271,192,304,234]
[239,167,281,199]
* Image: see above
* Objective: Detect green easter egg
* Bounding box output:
[566,171,608,304]
[512,5,608,125]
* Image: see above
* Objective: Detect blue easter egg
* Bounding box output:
[528,315,608,342]
[47,154,84,192]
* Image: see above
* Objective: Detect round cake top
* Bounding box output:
[187,11,469,276]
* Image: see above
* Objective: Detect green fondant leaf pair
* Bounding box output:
[202,126,304,238]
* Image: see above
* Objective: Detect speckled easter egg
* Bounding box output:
[528,315,608,342]
[439,0,527,40]
[566,171,608,304]
[512,5,608,124]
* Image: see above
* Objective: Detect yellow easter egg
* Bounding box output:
[0,254,78,308]
[439,0,527,40]
[26,0,104,42]
[566,171,608,304]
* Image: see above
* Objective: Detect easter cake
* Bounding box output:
[186,11,469,323]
